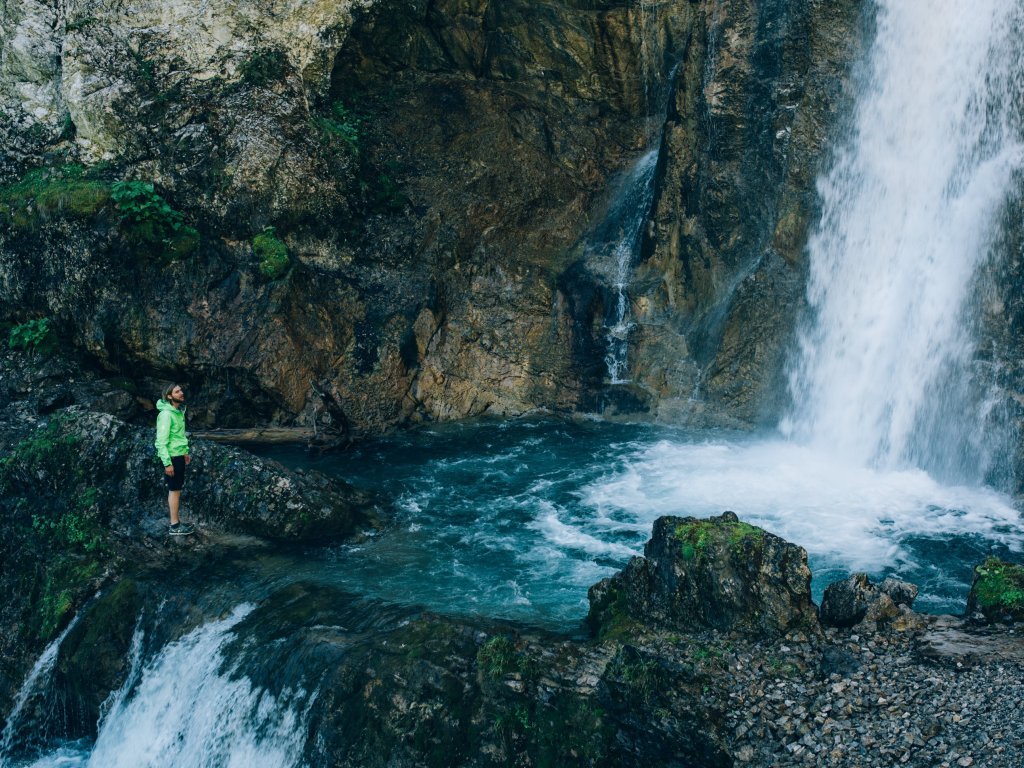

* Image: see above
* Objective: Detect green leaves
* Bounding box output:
[111,180,200,259]
[317,101,361,153]
[8,317,56,355]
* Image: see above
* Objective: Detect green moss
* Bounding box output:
[0,164,110,229]
[35,558,102,640]
[591,583,638,641]
[1,417,107,557]
[973,557,1024,618]
[253,227,290,280]
[673,518,765,563]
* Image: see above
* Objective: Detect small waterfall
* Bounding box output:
[4,604,316,768]
[783,0,1024,484]
[591,148,659,384]
[0,615,82,764]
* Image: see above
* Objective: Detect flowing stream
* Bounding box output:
[589,148,660,383]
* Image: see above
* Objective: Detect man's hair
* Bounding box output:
[162,383,182,401]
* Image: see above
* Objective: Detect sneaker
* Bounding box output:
[169,522,195,536]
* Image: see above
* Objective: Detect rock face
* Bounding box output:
[621,0,868,425]
[588,512,818,636]
[0,0,870,438]
[0,352,375,721]
[819,573,919,629]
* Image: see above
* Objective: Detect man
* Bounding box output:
[155,383,195,535]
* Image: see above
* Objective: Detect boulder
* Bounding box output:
[587,512,818,637]
[967,557,1024,624]
[819,573,919,629]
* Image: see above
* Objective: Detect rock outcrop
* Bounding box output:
[0,350,376,722]
[0,0,872,437]
[966,557,1024,624]
[587,511,818,636]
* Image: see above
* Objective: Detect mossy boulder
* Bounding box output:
[588,512,818,637]
[967,557,1024,623]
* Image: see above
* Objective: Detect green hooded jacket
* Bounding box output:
[155,397,189,466]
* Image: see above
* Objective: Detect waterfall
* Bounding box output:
[782,0,1024,484]
[3,604,316,768]
[0,615,82,764]
[591,148,659,384]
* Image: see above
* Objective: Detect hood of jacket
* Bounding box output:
[156,398,186,415]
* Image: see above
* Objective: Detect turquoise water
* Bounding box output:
[254,417,1023,627]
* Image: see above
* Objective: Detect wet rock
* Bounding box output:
[588,512,818,636]
[820,573,919,629]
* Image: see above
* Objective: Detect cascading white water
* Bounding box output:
[0,615,82,764]
[782,0,1024,484]
[7,605,315,768]
[595,148,659,384]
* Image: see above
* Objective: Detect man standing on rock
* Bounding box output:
[155,383,195,536]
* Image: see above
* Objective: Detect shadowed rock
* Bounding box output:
[819,573,919,629]
[587,512,818,636]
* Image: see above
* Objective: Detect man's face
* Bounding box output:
[170,385,186,403]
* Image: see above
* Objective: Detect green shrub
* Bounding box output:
[253,227,290,280]
[111,180,199,259]
[0,164,110,229]
[972,557,1024,620]
[8,317,56,355]
[317,101,361,153]
[239,49,290,87]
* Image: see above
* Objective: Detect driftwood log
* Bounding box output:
[191,427,320,445]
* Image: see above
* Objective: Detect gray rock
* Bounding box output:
[820,574,920,629]
[588,512,819,636]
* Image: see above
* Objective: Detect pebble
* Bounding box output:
[706,624,1024,768]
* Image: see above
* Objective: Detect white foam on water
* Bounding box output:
[529,508,639,559]
[784,0,1024,484]
[580,438,1022,574]
[41,603,317,768]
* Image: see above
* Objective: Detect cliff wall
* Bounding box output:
[1,0,863,434]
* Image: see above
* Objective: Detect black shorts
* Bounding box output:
[164,455,187,491]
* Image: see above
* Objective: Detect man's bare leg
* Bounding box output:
[168,490,181,525]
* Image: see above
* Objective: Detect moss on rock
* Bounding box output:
[0,164,110,229]
[253,228,290,280]
[968,557,1024,622]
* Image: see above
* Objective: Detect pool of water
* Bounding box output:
[252,417,1023,628]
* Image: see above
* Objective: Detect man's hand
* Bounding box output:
[165,465,175,477]
[184,454,191,465]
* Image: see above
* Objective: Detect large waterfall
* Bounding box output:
[782,0,1024,485]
